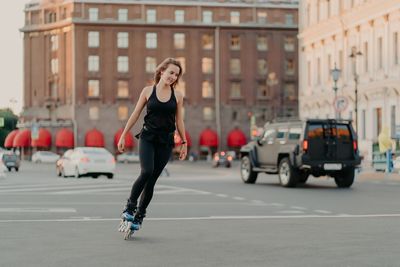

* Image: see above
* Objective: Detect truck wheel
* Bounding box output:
[240,156,258,184]
[334,168,355,188]
[278,158,299,187]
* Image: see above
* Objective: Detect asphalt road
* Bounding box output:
[0,161,400,267]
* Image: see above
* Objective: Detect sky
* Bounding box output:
[0,0,27,114]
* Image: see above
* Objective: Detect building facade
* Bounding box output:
[19,0,299,154]
[298,0,400,162]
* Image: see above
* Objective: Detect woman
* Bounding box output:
[117,58,187,238]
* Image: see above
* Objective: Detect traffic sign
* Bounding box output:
[333,96,348,112]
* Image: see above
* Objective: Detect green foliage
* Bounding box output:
[0,109,18,147]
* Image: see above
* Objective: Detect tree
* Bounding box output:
[0,108,18,148]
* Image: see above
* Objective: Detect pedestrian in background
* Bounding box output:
[378,126,394,173]
[117,58,187,237]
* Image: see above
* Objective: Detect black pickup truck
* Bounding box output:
[240,119,362,188]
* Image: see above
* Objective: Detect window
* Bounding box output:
[257,12,267,24]
[257,36,268,51]
[202,81,214,98]
[118,9,128,22]
[174,33,185,49]
[285,14,294,25]
[88,31,99,48]
[51,58,58,74]
[202,11,212,24]
[317,58,321,84]
[230,35,240,50]
[117,81,129,98]
[378,37,383,69]
[175,10,184,23]
[374,107,382,138]
[284,37,295,52]
[117,32,129,48]
[50,82,57,98]
[50,35,58,51]
[88,80,99,97]
[176,57,185,73]
[88,55,99,72]
[285,59,295,75]
[327,54,332,81]
[203,107,214,121]
[339,50,343,70]
[202,34,213,50]
[118,106,129,121]
[284,83,296,101]
[391,106,396,137]
[146,9,156,23]
[364,42,369,72]
[202,58,213,74]
[307,61,311,86]
[394,32,399,65]
[230,59,241,75]
[361,109,366,139]
[230,11,240,24]
[117,56,129,73]
[146,57,157,73]
[276,128,288,139]
[88,8,98,21]
[146,33,157,49]
[257,59,267,75]
[176,80,186,97]
[230,82,241,98]
[261,129,276,142]
[288,128,302,140]
[89,106,99,120]
[257,83,268,98]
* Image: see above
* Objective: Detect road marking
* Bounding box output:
[233,196,246,201]
[216,194,228,198]
[269,203,285,207]
[278,210,305,214]
[290,206,307,210]
[314,210,332,214]
[2,213,400,223]
[0,208,76,213]
[250,200,265,205]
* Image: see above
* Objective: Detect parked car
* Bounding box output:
[116,152,140,163]
[61,147,115,179]
[240,119,361,188]
[212,151,233,168]
[1,152,20,172]
[32,151,60,163]
[56,149,73,177]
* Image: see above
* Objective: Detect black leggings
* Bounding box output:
[129,138,172,214]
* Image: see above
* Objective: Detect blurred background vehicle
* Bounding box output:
[61,147,115,179]
[116,152,140,163]
[1,152,20,172]
[212,151,233,168]
[56,149,73,176]
[32,151,60,163]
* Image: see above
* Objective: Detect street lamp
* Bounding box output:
[349,47,362,133]
[331,63,341,119]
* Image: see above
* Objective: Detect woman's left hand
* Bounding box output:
[179,144,187,160]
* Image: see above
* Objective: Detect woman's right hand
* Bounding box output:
[117,137,125,153]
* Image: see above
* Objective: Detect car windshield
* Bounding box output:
[3,154,17,160]
[41,151,56,155]
[81,148,108,155]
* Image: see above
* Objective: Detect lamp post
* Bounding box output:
[349,47,362,133]
[331,63,341,119]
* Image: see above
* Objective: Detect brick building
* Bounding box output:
[14,0,299,156]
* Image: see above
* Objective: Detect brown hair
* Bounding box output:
[154,58,183,88]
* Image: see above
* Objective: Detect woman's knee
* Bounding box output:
[140,169,153,179]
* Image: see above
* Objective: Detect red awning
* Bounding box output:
[174,131,192,147]
[85,128,104,147]
[55,128,74,148]
[199,128,219,147]
[31,128,52,148]
[227,128,247,147]
[114,128,134,148]
[13,129,31,148]
[4,129,19,148]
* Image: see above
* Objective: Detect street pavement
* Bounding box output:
[0,161,400,267]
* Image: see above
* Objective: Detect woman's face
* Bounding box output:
[161,64,180,85]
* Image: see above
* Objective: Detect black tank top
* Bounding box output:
[137,85,177,145]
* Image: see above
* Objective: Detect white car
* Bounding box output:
[32,151,60,163]
[116,152,140,163]
[61,147,116,179]
[56,149,73,177]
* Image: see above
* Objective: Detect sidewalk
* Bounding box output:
[357,166,400,181]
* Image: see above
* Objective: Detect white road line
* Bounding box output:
[0,184,126,193]
[2,213,400,223]
[290,206,307,210]
[314,210,332,214]
[278,210,305,214]
[216,194,228,198]
[250,200,265,205]
[269,203,285,207]
[0,208,76,213]
[233,197,246,201]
